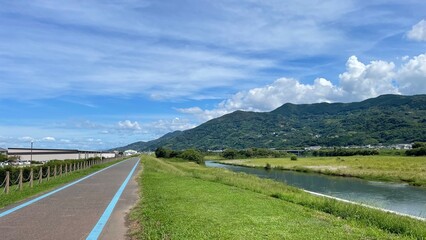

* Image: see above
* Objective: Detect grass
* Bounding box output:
[0,158,127,209]
[218,155,426,187]
[129,155,426,239]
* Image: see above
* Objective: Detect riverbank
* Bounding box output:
[129,155,426,239]
[218,155,426,187]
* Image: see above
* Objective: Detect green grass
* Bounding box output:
[0,158,127,209]
[129,156,426,239]
[218,155,426,187]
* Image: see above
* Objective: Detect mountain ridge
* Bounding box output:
[114,94,426,151]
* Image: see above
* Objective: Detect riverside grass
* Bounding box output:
[130,156,426,239]
[219,155,426,187]
[0,158,126,209]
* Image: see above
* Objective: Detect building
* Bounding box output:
[6,148,116,162]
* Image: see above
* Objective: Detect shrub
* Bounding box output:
[290,155,298,161]
[222,149,238,159]
[180,149,204,164]
[264,163,272,170]
[155,147,170,158]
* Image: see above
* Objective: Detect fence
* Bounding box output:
[0,157,119,195]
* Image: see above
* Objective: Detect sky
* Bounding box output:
[0,0,426,150]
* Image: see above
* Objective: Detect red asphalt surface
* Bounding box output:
[0,157,140,240]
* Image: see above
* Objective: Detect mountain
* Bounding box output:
[115,94,426,151]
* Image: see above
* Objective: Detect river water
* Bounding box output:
[205,161,426,219]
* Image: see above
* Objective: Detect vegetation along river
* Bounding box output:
[205,161,426,219]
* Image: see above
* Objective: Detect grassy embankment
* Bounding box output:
[0,157,129,209]
[129,155,426,239]
[219,155,426,187]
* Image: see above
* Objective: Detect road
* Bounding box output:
[0,157,140,240]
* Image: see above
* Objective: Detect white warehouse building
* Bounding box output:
[6,148,116,162]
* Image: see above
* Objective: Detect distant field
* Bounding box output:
[219,155,426,187]
[129,155,426,239]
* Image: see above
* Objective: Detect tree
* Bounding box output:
[222,149,238,159]
[155,147,170,158]
[180,149,204,164]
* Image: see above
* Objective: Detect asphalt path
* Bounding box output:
[0,157,140,240]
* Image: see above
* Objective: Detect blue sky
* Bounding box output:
[0,0,426,150]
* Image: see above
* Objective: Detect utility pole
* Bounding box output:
[30,140,33,162]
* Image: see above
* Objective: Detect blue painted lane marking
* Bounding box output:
[0,158,133,218]
[86,159,140,240]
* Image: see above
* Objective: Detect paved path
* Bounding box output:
[0,157,141,240]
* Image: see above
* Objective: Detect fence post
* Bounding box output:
[47,166,50,181]
[65,164,68,175]
[60,165,62,177]
[38,167,42,184]
[54,165,57,178]
[19,168,23,191]
[5,171,10,194]
[30,168,33,188]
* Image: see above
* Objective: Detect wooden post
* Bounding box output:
[47,166,50,181]
[30,169,33,188]
[19,168,23,191]
[54,165,57,178]
[38,167,42,184]
[5,171,10,194]
[60,165,62,177]
[65,164,68,175]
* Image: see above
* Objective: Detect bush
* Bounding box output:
[406,147,426,156]
[264,163,272,170]
[290,155,298,161]
[155,147,169,158]
[180,149,204,164]
[222,149,238,159]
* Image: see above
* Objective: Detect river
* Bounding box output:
[205,161,426,219]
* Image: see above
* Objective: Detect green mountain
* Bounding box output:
[115,94,426,151]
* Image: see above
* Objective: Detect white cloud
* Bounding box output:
[147,118,196,134]
[338,56,398,101]
[19,136,34,142]
[407,20,426,41]
[179,54,426,121]
[41,136,56,142]
[397,53,426,95]
[118,120,141,130]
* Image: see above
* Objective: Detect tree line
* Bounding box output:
[155,147,204,164]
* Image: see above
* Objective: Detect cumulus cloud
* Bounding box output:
[407,20,426,41]
[338,56,398,101]
[397,53,426,94]
[179,54,426,121]
[118,120,141,131]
